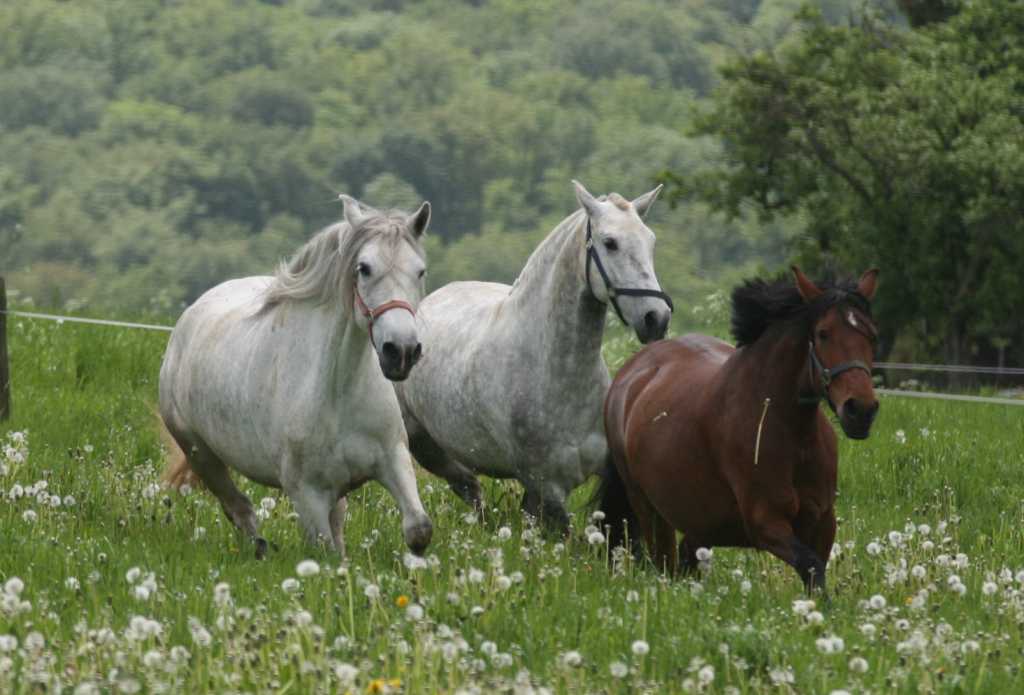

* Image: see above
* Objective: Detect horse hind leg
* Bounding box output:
[520,482,570,536]
[287,483,344,557]
[183,438,268,559]
[618,484,677,575]
[409,426,483,515]
[329,496,348,558]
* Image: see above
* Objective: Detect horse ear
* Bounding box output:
[572,179,601,218]
[857,268,879,300]
[338,194,368,229]
[408,201,431,238]
[792,266,824,303]
[631,184,663,219]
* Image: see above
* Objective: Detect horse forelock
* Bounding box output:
[264,210,424,314]
[731,275,872,347]
[606,193,630,211]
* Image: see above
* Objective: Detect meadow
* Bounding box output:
[1,318,1023,694]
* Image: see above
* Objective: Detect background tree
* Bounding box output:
[671,1,1024,365]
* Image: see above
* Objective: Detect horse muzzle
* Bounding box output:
[379,341,423,381]
[635,307,671,344]
[838,397,879,440]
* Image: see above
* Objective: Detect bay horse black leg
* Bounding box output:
[790,537,828,597]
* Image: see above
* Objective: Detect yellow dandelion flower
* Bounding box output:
[395,595,409,608]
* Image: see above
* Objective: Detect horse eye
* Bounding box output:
[417,268,426,279]
[603,239,619,252]
[817,329,829,342]
[357,262,372,277]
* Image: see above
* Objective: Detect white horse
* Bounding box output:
[159,195,434,558]
[394,181,672,531]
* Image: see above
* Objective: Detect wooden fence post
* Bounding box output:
[0,277,9,422]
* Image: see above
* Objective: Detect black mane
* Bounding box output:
[730,274,872,347]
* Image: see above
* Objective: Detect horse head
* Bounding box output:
[794,266,880,439]
[573,180,673,344]
[341,195,431,381]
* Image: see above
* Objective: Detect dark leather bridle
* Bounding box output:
[584,218,673,325]
[799,307,877,411]
[354,286,415,348]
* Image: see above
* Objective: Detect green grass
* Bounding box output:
[2,318,1024,693]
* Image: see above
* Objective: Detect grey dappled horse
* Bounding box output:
[395,181,673,531]
[159,196,434,558]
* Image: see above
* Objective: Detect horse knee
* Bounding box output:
[403,514,433,556]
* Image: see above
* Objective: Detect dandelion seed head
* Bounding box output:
[3,578,24,597]
[296,560,320,578]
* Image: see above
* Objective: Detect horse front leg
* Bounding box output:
[377,444,433,555]
[748,510,828,596]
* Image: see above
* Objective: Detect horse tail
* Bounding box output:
[156,411,202,490]
[590,452,637,552]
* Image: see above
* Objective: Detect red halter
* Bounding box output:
[354,286,415,347]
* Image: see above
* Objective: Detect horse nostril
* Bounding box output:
[644,311,659,330]
[381,342,400,364]
[412,343,423,364]
[844,398,860,418]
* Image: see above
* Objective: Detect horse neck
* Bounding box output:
[316,303,376,394]
[509,212,608,359]
[739,323,818,423]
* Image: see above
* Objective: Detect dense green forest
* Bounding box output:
[4,0,1018,367]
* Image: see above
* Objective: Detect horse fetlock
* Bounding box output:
[403,514,433,555]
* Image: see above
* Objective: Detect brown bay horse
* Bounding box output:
[597,267,879,592]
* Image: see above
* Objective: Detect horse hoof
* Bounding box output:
[255,537,269,560]
[404,517,433,556]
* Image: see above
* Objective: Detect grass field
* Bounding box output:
[1,318,1023,694]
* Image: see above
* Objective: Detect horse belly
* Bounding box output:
[161,281,292,486]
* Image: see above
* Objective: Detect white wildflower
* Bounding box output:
[334,663,358,686]
[849,656,869,673]
[3,578,24,596]
[296,560,320,578]
[561,650,582,668]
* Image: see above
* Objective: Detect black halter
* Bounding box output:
[584,218,674,325]
[799,342,873,412]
